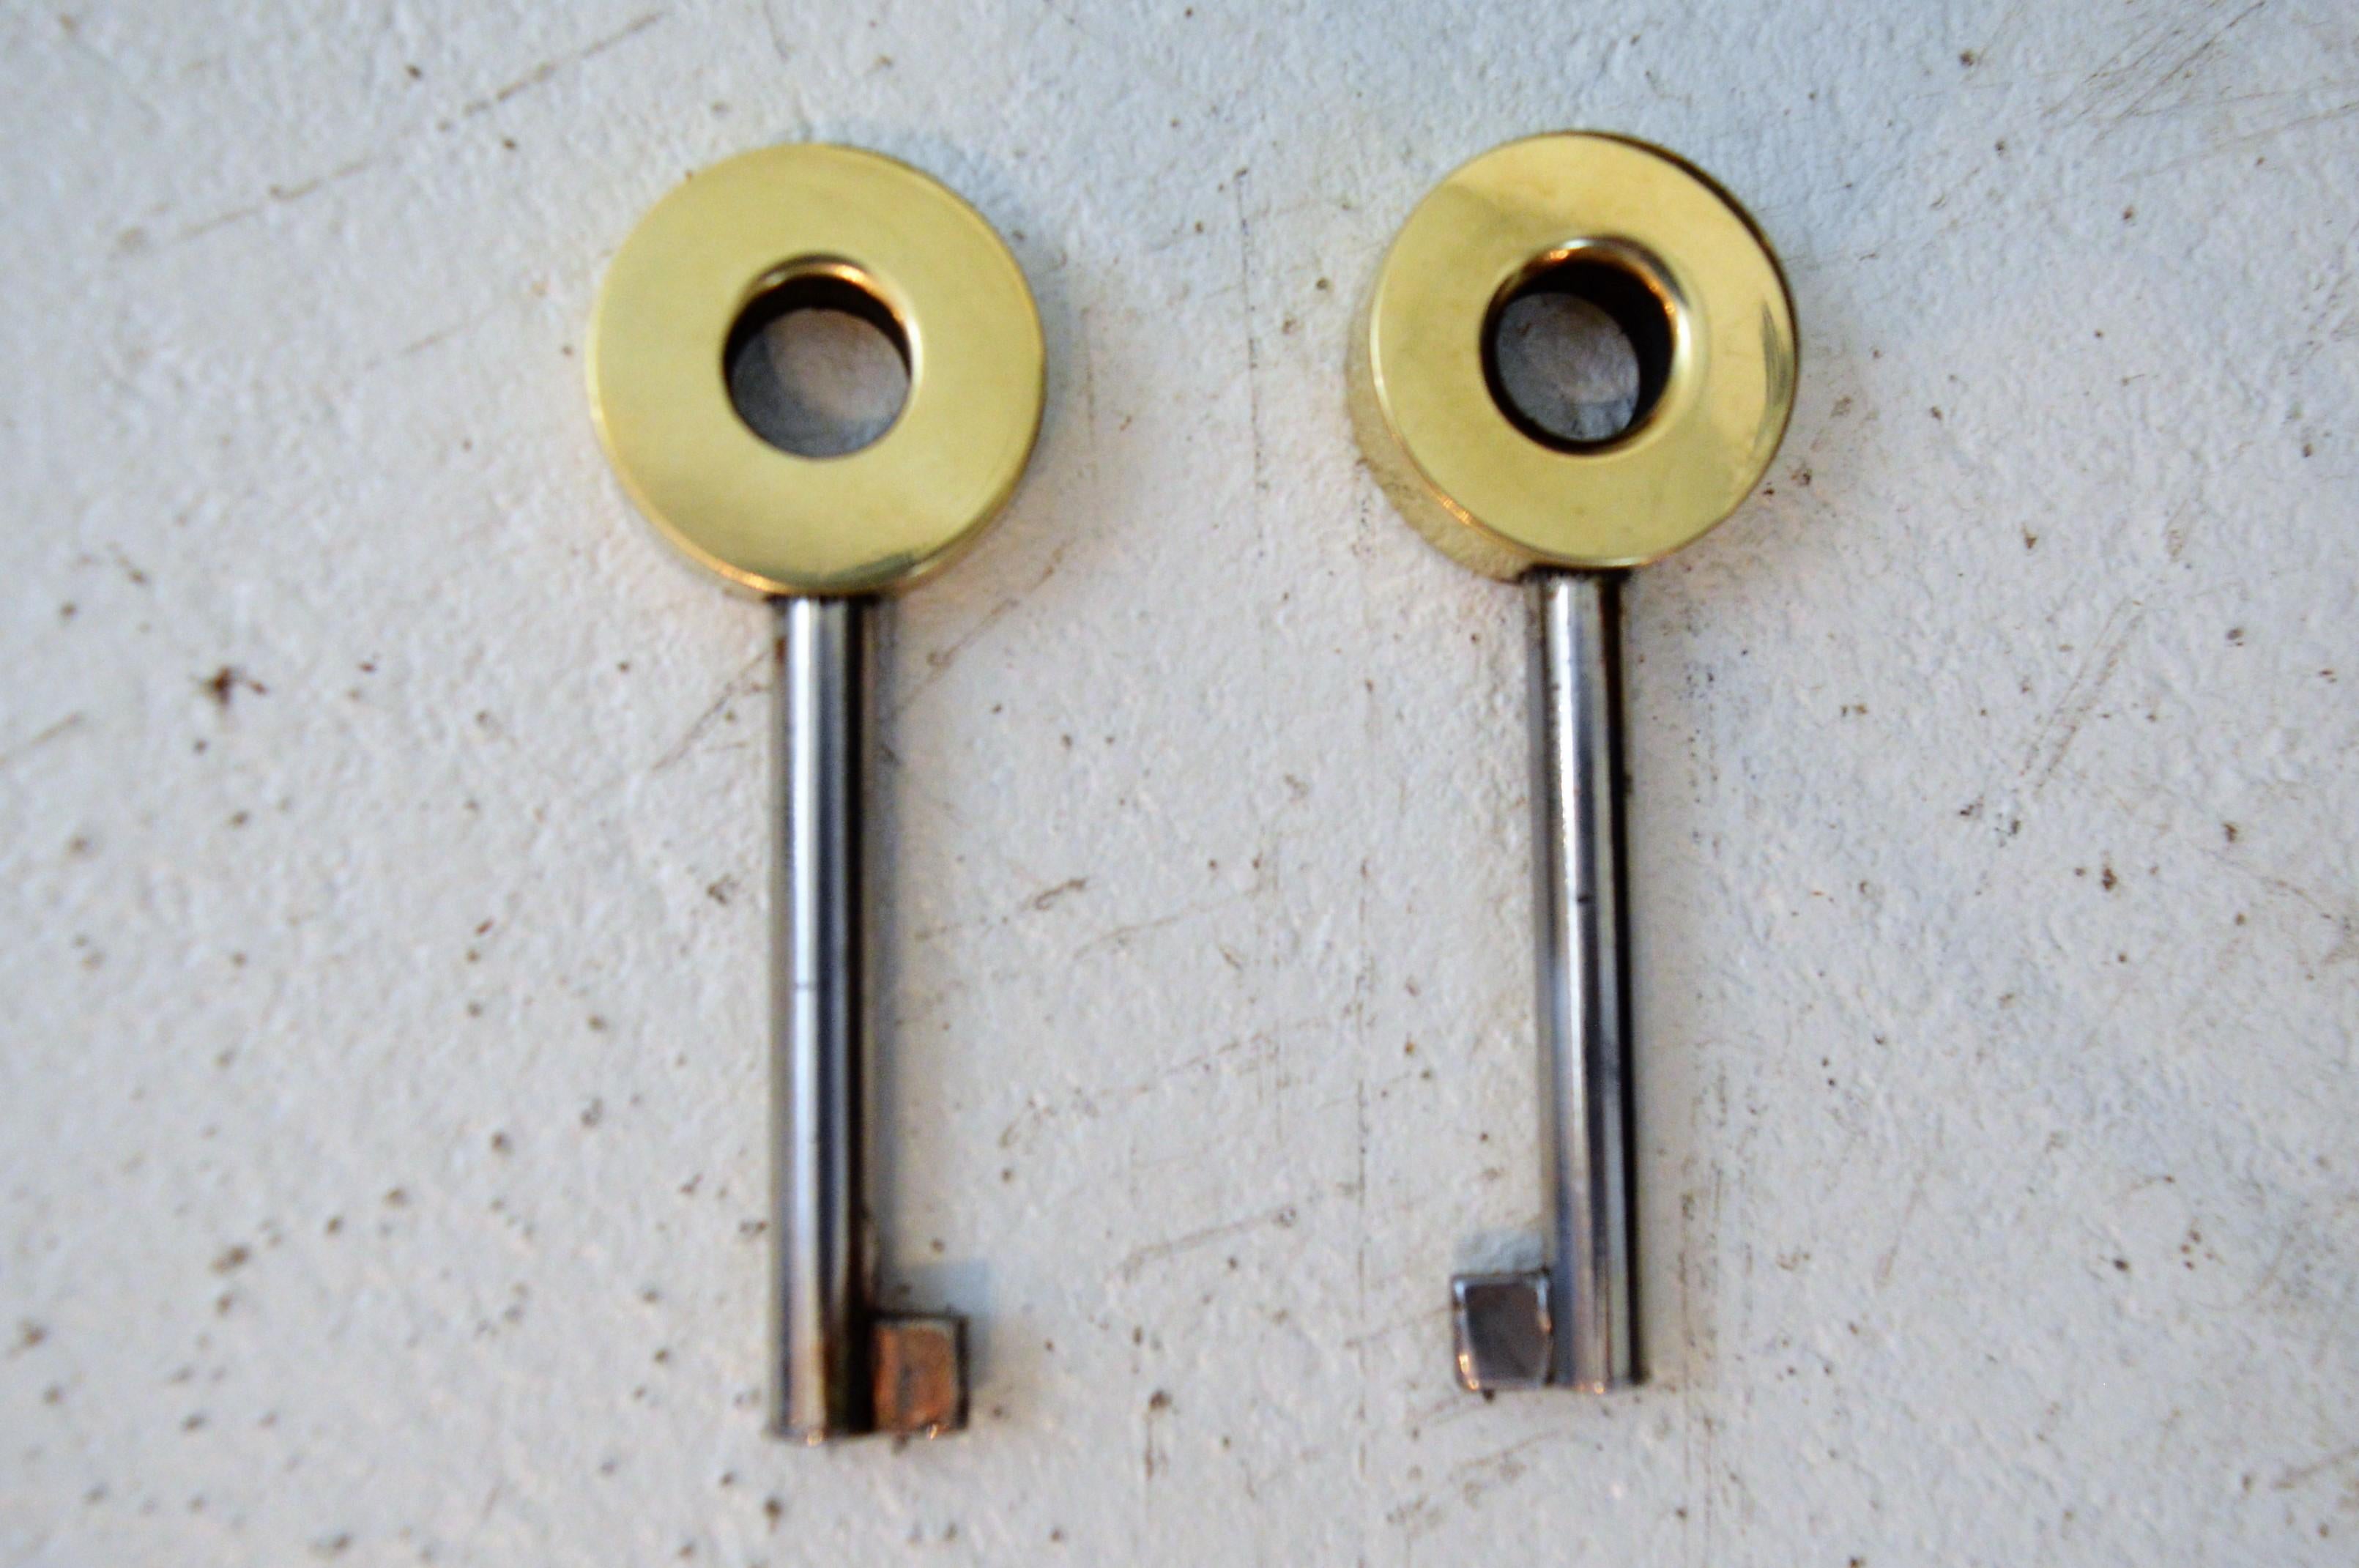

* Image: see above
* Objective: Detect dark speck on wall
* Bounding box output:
[202,666,266,710]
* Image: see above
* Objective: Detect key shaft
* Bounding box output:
[773,595,869,1440]
[770,597,969,1442]
[1529,570,1638,1391]
[1451,572,1642,1391]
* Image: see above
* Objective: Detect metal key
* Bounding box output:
[587,144,1045,1441]
[1348,132,1797,1393]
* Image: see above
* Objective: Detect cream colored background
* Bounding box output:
[4,1,2356,1563]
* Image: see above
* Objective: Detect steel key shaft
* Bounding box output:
[773,596,870,1435]
[770,596,967,1440]
[1449,571,1639,1391]
[1527,570,1635,1390]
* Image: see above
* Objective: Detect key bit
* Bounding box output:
[1349,132,1797,1394]
[587,144,1044,1441]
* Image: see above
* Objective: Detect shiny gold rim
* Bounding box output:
[1349,132,1797,577]
[588,144,1044,597]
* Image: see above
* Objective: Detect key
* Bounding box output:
[1348,132,1797,1393]
[587,144,1045,1441]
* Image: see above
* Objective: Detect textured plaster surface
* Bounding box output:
[4,1,2358,1563]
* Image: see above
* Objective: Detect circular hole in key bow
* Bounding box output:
[1484,248,1677,450]
[724,266,910,458]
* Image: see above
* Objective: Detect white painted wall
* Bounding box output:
[4,1,2355,1562]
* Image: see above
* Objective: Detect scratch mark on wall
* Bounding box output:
[164,153,382,246]
[2112,0,2269,122]
[2124,97,2359,181]
[2019,597,2146,792]
[1113,1202,1298,1282]
[458,12,667,119]
[1875,1165,1930,1288]
[1038,0,1220,117]
[1141,1386,1172,1481]
[759,0,795,62]
[1236,171,1268,529]
[1385,1430,1574,1544]
[1071,870,1270,959]
[2273,1440,2359,1491]
[0,712,86,771]
[997,1022,1305,1155]
[1451,1430,1570,1510]
[2198,845,2359,963]
[151,12,667,253]
[352,313,498,376]
[891,543,1068,716]
[267,156,380,206]
[393,319,482,360]
[650,645,769,773]
[2050,0,2270,132]
[53,15,163,127]
[1028,876,1088,911]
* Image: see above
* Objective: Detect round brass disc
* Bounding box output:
[588,144,1044,597]
[1349,133,1797,577]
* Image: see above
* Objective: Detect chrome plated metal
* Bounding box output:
[1529,570,1638,1390]
[773,595,869,1441]
[1452,1271,1553,1391]
[770,597,968,1443]
[1451,571,1640,1393]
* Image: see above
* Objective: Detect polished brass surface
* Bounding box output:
[588,144,1044,597]
[1348,132,1797,575]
